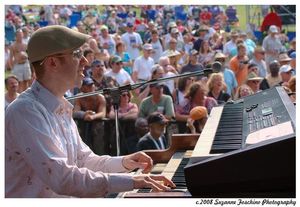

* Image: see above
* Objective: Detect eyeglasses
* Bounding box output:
[39,49,83,65]
[96,65,105,68]
[250,80,260,84]
[114,62,123,65]
[121,93,129,97]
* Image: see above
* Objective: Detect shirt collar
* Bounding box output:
[31,80,73,113]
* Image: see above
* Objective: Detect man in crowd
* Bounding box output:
[9,29,32,92]
[139,82,175,120]
[137,113,169,151]
[73,77,107,155]
[121,22,143,61]
[105,55,134,86]
[5,25,175,198]
[132,43,155,82]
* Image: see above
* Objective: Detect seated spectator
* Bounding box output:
[108,91,138,120]
[234,84,254,99]
[279,65,294,87]
[260,60,282,90]
[245,72,263,94]
[5,75,19,110]
[105,55,134,86]
[175,82,218,123]
[207,73,231,104]
[138,82,175,120]
[186,106,208,134]
[73,77,106,155]
[136,113,169,151]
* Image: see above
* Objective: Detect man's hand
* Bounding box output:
[133,174,176,192]
[122,151,153,173]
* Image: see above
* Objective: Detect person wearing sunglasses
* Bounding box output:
[5,25,175,198]
[105,55,134,86]
[245,72,263,94]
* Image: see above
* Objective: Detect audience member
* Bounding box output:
[5,75,20,110]
[207,73,231,104]
[137,113,169,151]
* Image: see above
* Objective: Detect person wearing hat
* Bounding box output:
[90,59,117,90]
[249,47,267,78]
[192,25,209,52]
[99,24,116,55]
[105,55,134,86]
[162,38,183,72]
[239,31,256,57]
[138,81,175,121]
[136,112,169,151]
[73,77,107,154]
[223,30,239,58]
[132,43,155,82]
[9,29,32,93]
[214,52,238,97]
[262,25,285,72]
[5,25,175,197]
[245,72,263,93]
[186,106,208,134]
[278,53,292,66]
[121,22,143,60]
[279,64,293,87]
[180,49,204,77]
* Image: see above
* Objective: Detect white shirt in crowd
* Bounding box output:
[150,40,164,63]
[133,56,155,81]
[105,68,134,86]
[121,32,143,60]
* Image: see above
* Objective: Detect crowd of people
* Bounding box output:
[5,5,296,156]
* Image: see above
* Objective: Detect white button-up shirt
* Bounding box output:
[5,80,133,197]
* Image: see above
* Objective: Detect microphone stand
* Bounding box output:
[67,69,212,156]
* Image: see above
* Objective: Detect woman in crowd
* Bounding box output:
[207,73,231,104]
[234,84,254,99]
[198,40,215,67]
[172,76,195,107]
[108,91,138,120]
[175,81,218,123]
[115,41,133,75]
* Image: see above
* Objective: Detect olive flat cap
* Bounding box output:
[27,25,91,63]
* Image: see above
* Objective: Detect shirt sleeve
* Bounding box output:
[6,101,133,197]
